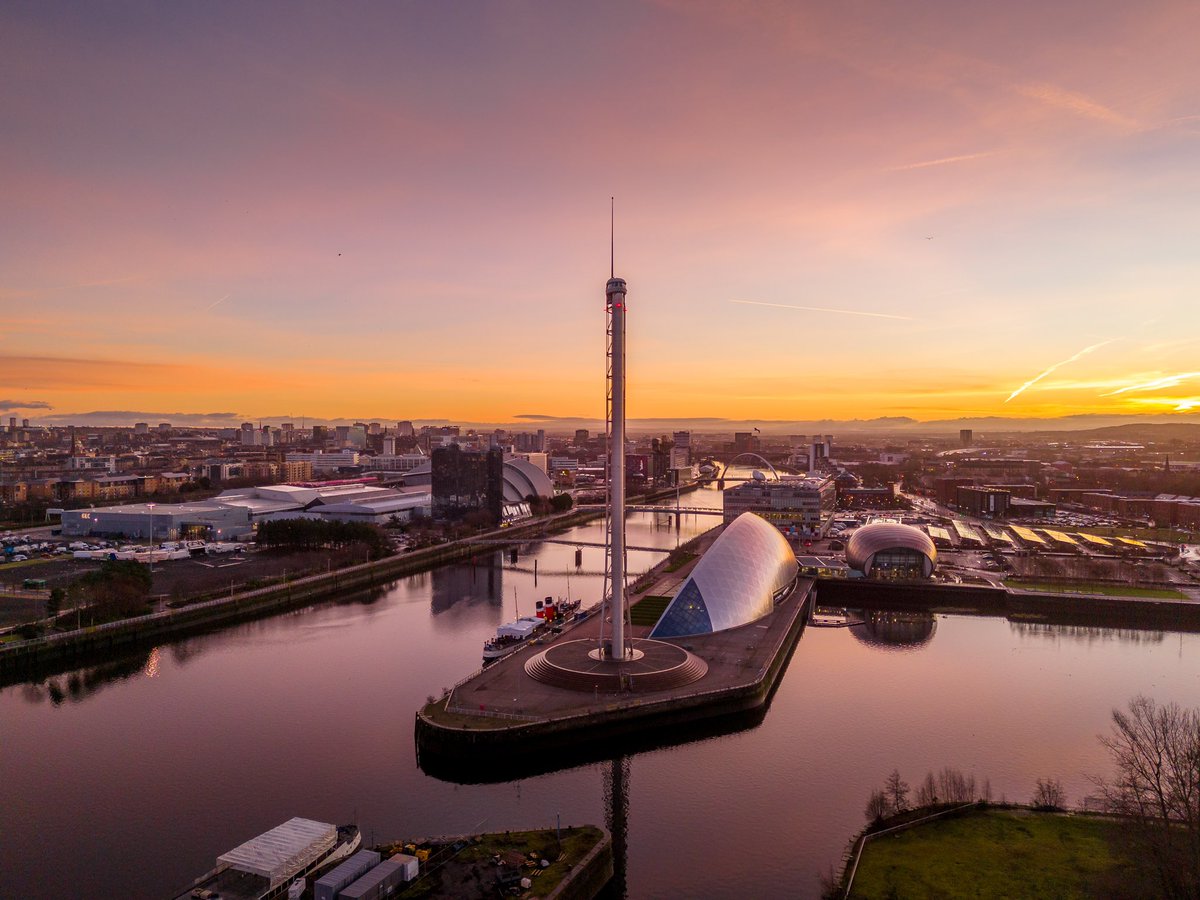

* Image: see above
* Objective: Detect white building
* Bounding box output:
[285,450,360,471]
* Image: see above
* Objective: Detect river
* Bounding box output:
[2,482,1199,898]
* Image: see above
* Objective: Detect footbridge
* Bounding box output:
[467,537,678,553]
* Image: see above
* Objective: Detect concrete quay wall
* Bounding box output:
[814,577,1200,631]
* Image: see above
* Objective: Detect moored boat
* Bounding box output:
[483,616,545,661]
[173,818,360,900]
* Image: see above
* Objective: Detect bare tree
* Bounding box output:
[937,767,976,803]
[916,771,938,807]
[1032,778,1066,810]
[884,769,910,813]
[1093,695,1200,898]
[865,789,889,823]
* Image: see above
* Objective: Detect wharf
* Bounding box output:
[415,571,814,777]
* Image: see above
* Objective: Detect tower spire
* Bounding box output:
[610,196,614,279]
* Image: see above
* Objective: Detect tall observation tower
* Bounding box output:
[603,267,629,660]
[519,207,707,693]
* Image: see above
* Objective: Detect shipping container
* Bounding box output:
[390,854,419,882]
[314,850,381,900]
[337,858,405,899]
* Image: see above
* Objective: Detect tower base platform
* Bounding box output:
[525,638,707,693]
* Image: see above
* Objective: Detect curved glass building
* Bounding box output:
[501,457,554,503]
[845,522,937,578]
[650,512,799,638]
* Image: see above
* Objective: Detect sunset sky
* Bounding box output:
[3,1,1200,427]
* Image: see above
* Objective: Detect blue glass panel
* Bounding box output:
[650,579,713,638]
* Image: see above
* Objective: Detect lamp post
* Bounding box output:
[146,502,156,574]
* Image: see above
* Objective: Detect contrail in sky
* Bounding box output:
[204,293,231,311]
[1005,339,1116,402]
[887,150,1000,172]
[1103,371,1200,396]
[730,299,911,321]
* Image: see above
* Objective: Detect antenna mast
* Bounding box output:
[602,201,630,660]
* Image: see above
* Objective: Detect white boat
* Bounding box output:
[482,616,545,661]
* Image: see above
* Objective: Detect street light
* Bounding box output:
[146,502,156,574]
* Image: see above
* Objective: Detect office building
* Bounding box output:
[956,485,1011,517]
[431,445,504,522]
[722,474,836,537]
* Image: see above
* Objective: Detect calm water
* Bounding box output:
[3,486,1199,899]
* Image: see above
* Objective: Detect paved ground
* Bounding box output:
[437,553,814,726]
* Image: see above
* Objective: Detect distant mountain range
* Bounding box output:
[22,409,1200,437]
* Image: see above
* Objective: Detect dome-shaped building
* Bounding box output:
[845,522,937,579]
[500,457,554,503]
[650,512,799,638]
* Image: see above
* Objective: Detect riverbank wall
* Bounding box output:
[814,578,1200,631]
[0,507,605,680]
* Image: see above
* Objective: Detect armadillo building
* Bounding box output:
[845,522,937,579]
[650,512,799,638]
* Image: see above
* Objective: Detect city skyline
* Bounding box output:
[4,1,1200,423]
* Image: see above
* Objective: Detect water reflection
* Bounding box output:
[603,756,631,900]
[32,651,153,705]
[430,552,504,614]
[848,610,937,649]
[1009,621,1165,646]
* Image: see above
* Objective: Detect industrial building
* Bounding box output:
[59,501,253,541]
[722,474,836,538]
[845,522,937,579]
[650,513,799,638]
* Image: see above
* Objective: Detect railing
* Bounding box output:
[842,802,981,898]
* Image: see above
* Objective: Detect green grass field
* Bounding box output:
[1005,578,1186,599]
[0,556,56,571]
[629,594,671,626]
[850,809,1134,899]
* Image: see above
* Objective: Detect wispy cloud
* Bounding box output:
[0,399,53,411]
[1005,339,1116,402]
[1103,372,1200,397]
[1017,83,1140,131]
[730,299,912,321]
[887,150,1002,172]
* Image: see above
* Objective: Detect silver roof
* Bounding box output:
[651,513,798,638]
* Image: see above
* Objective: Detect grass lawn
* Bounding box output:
[1005,579,1185,599]
[629,594,672,626]
[850,809,1135,899]
[0,556,56,571]
[663,550,697,573]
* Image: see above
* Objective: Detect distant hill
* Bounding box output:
[1029,422,1200,442]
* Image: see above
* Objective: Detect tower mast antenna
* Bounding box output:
[610,197,614,278]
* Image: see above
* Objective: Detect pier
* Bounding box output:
[414,574,814,775]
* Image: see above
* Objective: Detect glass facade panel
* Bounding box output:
[649,580,713,638]
[650,512,799,638]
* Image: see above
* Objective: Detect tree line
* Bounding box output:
[255,518,390,559]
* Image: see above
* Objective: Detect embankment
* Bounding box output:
[0,507,603,681]
[814,577,1200,631]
